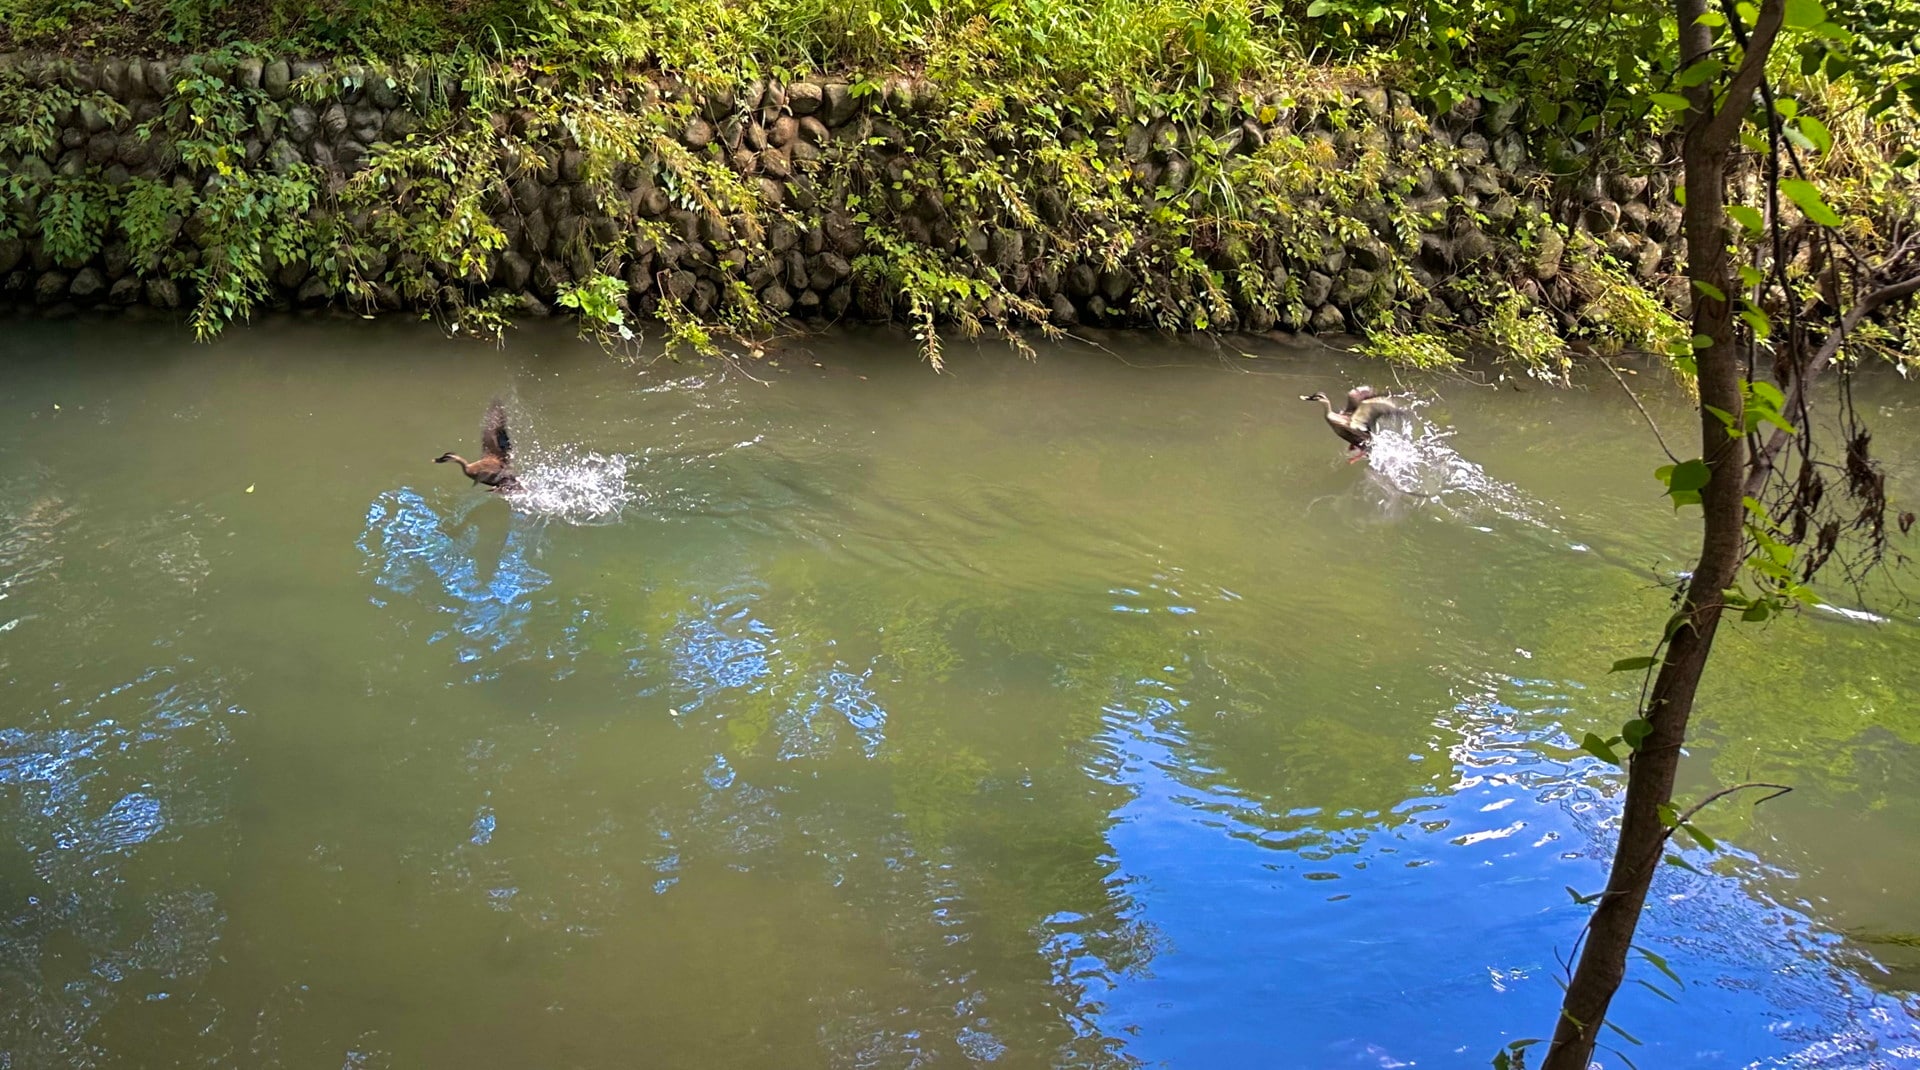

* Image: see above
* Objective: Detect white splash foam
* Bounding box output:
[502,447,635,525]
[1361,403,1554,530]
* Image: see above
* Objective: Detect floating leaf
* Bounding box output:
[1780,178,1842,226]
[1610,656,1658,672]
[245,484,255,493]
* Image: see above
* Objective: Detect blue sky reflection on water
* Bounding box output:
[343,473,1920,1070]
[6,321,1920,1068]
[1085,673,1920,1068]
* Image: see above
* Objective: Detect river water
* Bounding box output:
[2,318,1917,1068]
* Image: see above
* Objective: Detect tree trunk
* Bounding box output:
[1539,0,1782,1063]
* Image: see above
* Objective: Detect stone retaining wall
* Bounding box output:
[0,51,1685,340]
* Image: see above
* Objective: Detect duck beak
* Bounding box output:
[1298,394,1313,401]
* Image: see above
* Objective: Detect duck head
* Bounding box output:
[1300,392,1330,403]
[434,452,458,464]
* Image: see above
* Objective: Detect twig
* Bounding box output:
[1598,355,1681,464]
[1671,781,1793,831]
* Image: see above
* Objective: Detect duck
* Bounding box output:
[1301,385,1406,461]
[435,398,519,491]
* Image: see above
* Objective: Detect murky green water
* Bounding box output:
[2,317,1917,1068]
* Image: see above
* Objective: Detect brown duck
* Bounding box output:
[1301,385,1406,461]
[436,398,520,491]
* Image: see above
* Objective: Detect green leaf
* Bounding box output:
[1739,307,1772,341]
[1664,610,1692,641]
[1661,456,1710,506]
[1651,92,1691,112]
[1622,718,1654,750]
[1610,656,1658,672]
[1675,59,1723,88]
[1739,265,1765,289]
[1785,0,1826,28]
[1895,150,1919,169]
[1783,126,1817,153]
[1691,333,1714,350]
[1799,116,1833,154]
[1666,458,1711,494]
[1743,600,1773,621]
[1695,9,1726,23]
[1692,279,1727,301]
[1305,0,1331,14]
[1606,1018,1644,1045]
[1666,853,1704,875]
[1750,380,1786,408]
[1634,945,1683,985]
[1774,97,1800,119]
[1780,178,1842,226]
[1580,732,1623,766]
[1727,205,1765,235]
[1683,823,1719,851]
[1658,803,1682,828]
[1633,978,1679,1003]
[1566,885,1604,905]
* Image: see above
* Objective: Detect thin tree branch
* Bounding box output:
[1705,0,1786,149]
[1599,356,1682,463]
[1746,271,1920,498]
[1671,781,1793,830]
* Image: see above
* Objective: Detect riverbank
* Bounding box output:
[3,48,1704,373]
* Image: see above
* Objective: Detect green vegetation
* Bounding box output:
[3,0,1917,375]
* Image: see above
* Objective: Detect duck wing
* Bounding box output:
[480,398,512,462]
[1351,396,1405,432]
[1343,385,1378,414]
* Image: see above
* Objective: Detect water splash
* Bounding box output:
[502,446,635,525]
[1360,406,1556,531]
